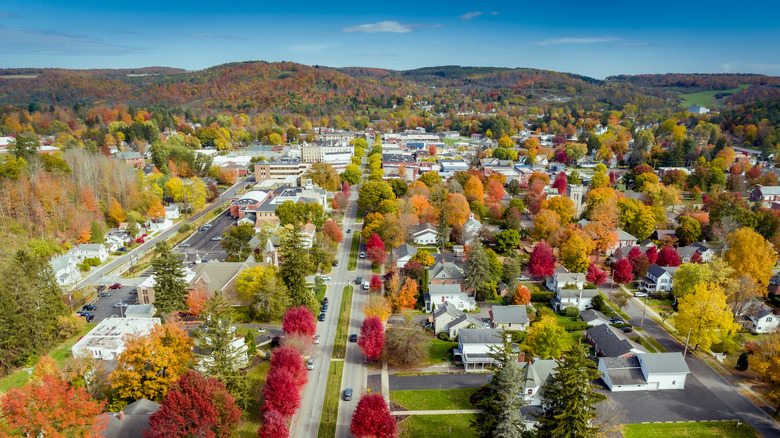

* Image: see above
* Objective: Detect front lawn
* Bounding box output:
[398,414,476,438]
[391,388,476,410]
[622,421,759,438]
[426,339,458,365]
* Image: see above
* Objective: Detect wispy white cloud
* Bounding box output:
[460,11,483,20]
[532,37,619,46]
[190,33,245,41]
[290,43,337,52]
[341,21,413,34]
[0,28,140,55]
[616,42,649,47]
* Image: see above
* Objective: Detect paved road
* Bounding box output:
[291,187,361,438]
[603,284,780,436]
[174,209,234,262]
[67,178,247,293]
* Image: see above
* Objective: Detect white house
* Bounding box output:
[72,318,160,360]
[455,328,504,372]
[411,223,438,245]
[599,352,690,392]
[580,309,611,327]
[545,271,586,292]
[145,217,173,233]
[425,284,476,312]
[520,358,557,405]
[164,204,180,220]
[606,230,638,256]
[432,302,484,339]
[489,305,529,331]
[740,301,779,333]
[69,243,109,263]
[300,222,316,249]
[462,214,483,246]
[641,264,679,294]
[392,244,417,268]
[50,253,81,286]
[552,289,599,312]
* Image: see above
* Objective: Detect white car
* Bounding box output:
[321,276,331,281]
[517,275,531,281]
[362,282,370,290]
[313,334,320,344]
[306,358,315,370]
[634,291,648,298]
[359,251,366,258]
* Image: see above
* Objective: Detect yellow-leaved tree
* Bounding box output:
[560,231,592,273]
[724,227,776,288]
[109,324,192,409]
[526,312,569,359]
[752,333,780,414]
[362,295,392,322]
[673,282,739,352]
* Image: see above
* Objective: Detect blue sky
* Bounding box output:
[1,1,779,79]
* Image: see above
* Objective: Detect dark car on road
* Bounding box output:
[322,297,328,305]
[318,313,326,321]
[332,260,338,266]
[355,277,362,285]
[343,388,353,401]
[349,334,358,342]
[321,304,328,312]
[82,304,97,311]
[97,292,111,297]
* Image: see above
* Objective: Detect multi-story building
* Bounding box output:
[254,160,310,182]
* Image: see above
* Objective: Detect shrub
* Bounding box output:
[736,352,749,371]
[744,341,760,355]
[531,292,555,303]
[591,294,604,311]
[178,223,191,234]
[559,321,589,331]
[85,257,101,267]
[437,332,450,341]
[57,314,86,339]
[564,306,580,318]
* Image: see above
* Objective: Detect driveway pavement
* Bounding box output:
[389,373,492,391]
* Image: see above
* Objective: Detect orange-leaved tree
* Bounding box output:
[513,285,531,305]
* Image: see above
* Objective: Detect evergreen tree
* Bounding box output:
[151,242,188,314]
[535,343,606,438]
[279,225,317,311]
[464,240,491,293]
[195,294,250,408]
[89,220,105,244]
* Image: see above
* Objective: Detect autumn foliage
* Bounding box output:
[262,368,301,418]
[370,274,383,293]
[350,394,398,438]
[257,409,289,438]
[656,246,681,267]
[358,316,385,360]
[586,264,607,285]
[612,258,634,284]
[390,277,418,310]
[282,306,316,337]
[529,242,555,277]
[322,219,344,243]
[0,373,104,438]
[145,370,241,438]
[512,285,531,305]
[270,346,308,389]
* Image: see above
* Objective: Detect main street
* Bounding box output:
[67,177,250,293]
[605,284,780,437]
[291,185,362,438]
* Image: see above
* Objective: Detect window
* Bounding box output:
[672,381,676,385]
[767,317,773,322]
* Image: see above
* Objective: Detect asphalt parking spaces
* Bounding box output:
[82,285,139,322]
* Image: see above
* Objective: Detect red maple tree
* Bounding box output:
[145,370,241,438]
[529,242,555,277]
[262,368,301,418]
[357,316,385,360]
[367,246,387,266]
[270,346,308,389]
[1,373,104,438]
[322,219,344,243]
[552,171,568,195]
[341,181,351,195]
[586,264,607,285]
[645,246,658,265]
[282,306,316,337]
[366,233,385,251]
[370,274,383,293]
[350,394,398,438]
[656,246,681,267]
[612,258,634,284]
[257,409,289,438]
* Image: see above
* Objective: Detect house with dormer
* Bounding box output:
[553,289,600,312]
[489,305,529,331]
[545,270,586,292]
[520,358,557,405]
[411,222,438,245]
[739,301,779,333]
[429,261,465,289]
[392,244,417,268]
[69,243,109,263]
[425,284,476,312]
[432,302,483,339]
[50,253,81,286]
[639,264,679,294]
[751,184,780,207]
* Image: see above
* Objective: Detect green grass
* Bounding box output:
[678,84,750,108]
[645,336,668,353]
[391,388,476,410]
[371,263,381,274]
[647,298,673,309]
[415,246,439,253]
[425,339,458,365]
[0,370,31,393]
[398,414,477,438]
[348,235,361,271]
[637,337,658,353]
[317,360,345,438]
[333,286,354,359]
[622,421,759,438]
[314,284,327,303]
[232,361,271,438]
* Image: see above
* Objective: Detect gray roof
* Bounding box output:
[522,358,557,387]
[433,301,463,319]
[638,352,690,374]
[491,305,528,324]
[392,243,417,260]
[429,262,464,281]
[580,309,609,324]
[50,253,75,271]
[587,324,646,357]
[646,264,677,278]
[601,355,640,369]
[125,304,155,317]
[741,301,773,320]
[459,328,503,344]
[448,313,484,329]
[616,229,638,241]
[558,289,600,299]
[115,151,143,160]
[676,246,698,258]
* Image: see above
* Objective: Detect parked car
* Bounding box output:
[118,247,127,252]
[130,288,138,294]
[318,313,326,321]
[610,317,625,325]
[346,229,351,233]
[135,238,145,243]
[113,302,128,308]
[621,326,633,333]
[108,283,122,289]
[359,251,366,258]
[76,311,89,317]
[313,334,320,344]
[355,277,362,285]
[322,297,329,305]
[332,260,338,266]
[321,304,328,312]
[210,236,223,241]
[85,314,95,322]
[362,282,369,290]
[349,334,358,342]
[179,243,191,247]
[98,292,111,297]
[82,304,97,311]
[634,291,648,298]
[307,358,315,370]
[343,388,353,401]
[517,275,531,281]
[321,275,331,281]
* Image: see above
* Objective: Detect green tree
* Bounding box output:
[88,220,105,244]
[464,240,491,294]
[279,226,317,311]
[304,162,341,191]
[220,223,256,262]
[534,343,606,438]
[357,180,395,213]
[495,229,521,254]
[675,215,701,246]
[10,134,39,160]
[472,348,528,438]
[235,265,290,321]
[151,242,188,314]
[341,163,362,185]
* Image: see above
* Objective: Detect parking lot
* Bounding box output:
[174,209,234,262]
[79,284,140,322]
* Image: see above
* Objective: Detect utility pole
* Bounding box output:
[640,295,647,329]
[683,327,693,358]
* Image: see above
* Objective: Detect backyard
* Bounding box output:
[391,388,476,410]
[398,414,476,438]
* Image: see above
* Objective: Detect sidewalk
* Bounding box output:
[388,363,465,375]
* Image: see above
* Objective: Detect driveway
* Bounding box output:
[389,373,492,391]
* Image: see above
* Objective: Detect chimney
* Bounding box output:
[118,412,124,420]
[518,352,525,363]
